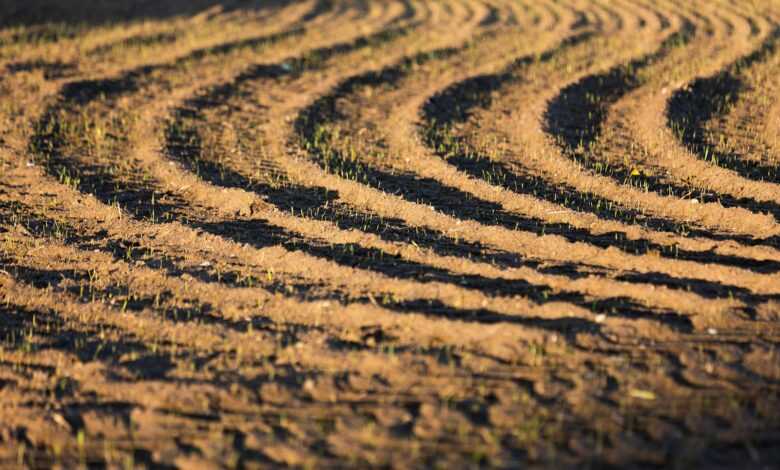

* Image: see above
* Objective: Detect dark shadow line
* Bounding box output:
[667,28,780,185]
[543,21,780,245]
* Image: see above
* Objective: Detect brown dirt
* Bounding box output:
[1,0,780,468]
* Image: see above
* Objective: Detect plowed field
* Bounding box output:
[1,0,780,467]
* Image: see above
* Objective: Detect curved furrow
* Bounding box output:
[26,0,402,186]
[288,2,780,300]
[0,2,330,154]
[136,4,700,334]
[419,13,780,274]
[704,24,780,171]
[581,2,780,228]
[14,2,734,337]
[512,1,780,247]
[159,0,706,295]
[12,0,772,320]
[0,164,593,352]
[0,1,322,77]
[3,1,780,466]
[3,149,656,375]
[375,0,780,292]
[19,5,419,265]
[77,2,305,66]
[0,270,583,467]
[160,35,720,335]
[4,187,724,454]
[668,27,780,184]
[425,0,775,262]
[286,1,607,254]
[4,207,776,467]
[20,2,414,204]
[78,3,284,61]
[0,0,324,156]
[166,34,558,277]
[0,195,591,361]
[16,0,635,333]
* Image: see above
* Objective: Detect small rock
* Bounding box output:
[51,413,71,429]
[629,388,656,401]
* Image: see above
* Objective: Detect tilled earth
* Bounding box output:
[1,0,780,467]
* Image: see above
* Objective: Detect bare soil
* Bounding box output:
[1,0,780,468]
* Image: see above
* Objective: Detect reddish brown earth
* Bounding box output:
[1,0,780,467]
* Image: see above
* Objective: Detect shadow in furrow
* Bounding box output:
[478,4,501,28]
[616,270,780,321]
[616,270,780,303]
[391,0,418,25]
[194,217,580,300]
[4,59,76,79]
[29,20,416,220]
[421,26,780,272]
[10,22,629,332]
[13,264,322,346]
[423,140,780,271]
[86,31,180,57]
[194,218,692,332]
[16,21,690,333]
[160,22,578,276]
[544,22,780,245]
[0,206,325,341]
[0,200,617,335]
[0,0,309,29]
[299,0,335,24]
[167,108,592,278]
[172,22,419,101]
[0,302,175,380]
[667,28,780,185]
[36,24,307,107]
[296,31,780,273]
[431,149,780,274]
[542,21,694,156]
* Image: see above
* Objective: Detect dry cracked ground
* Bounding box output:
[1,0,780,468]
